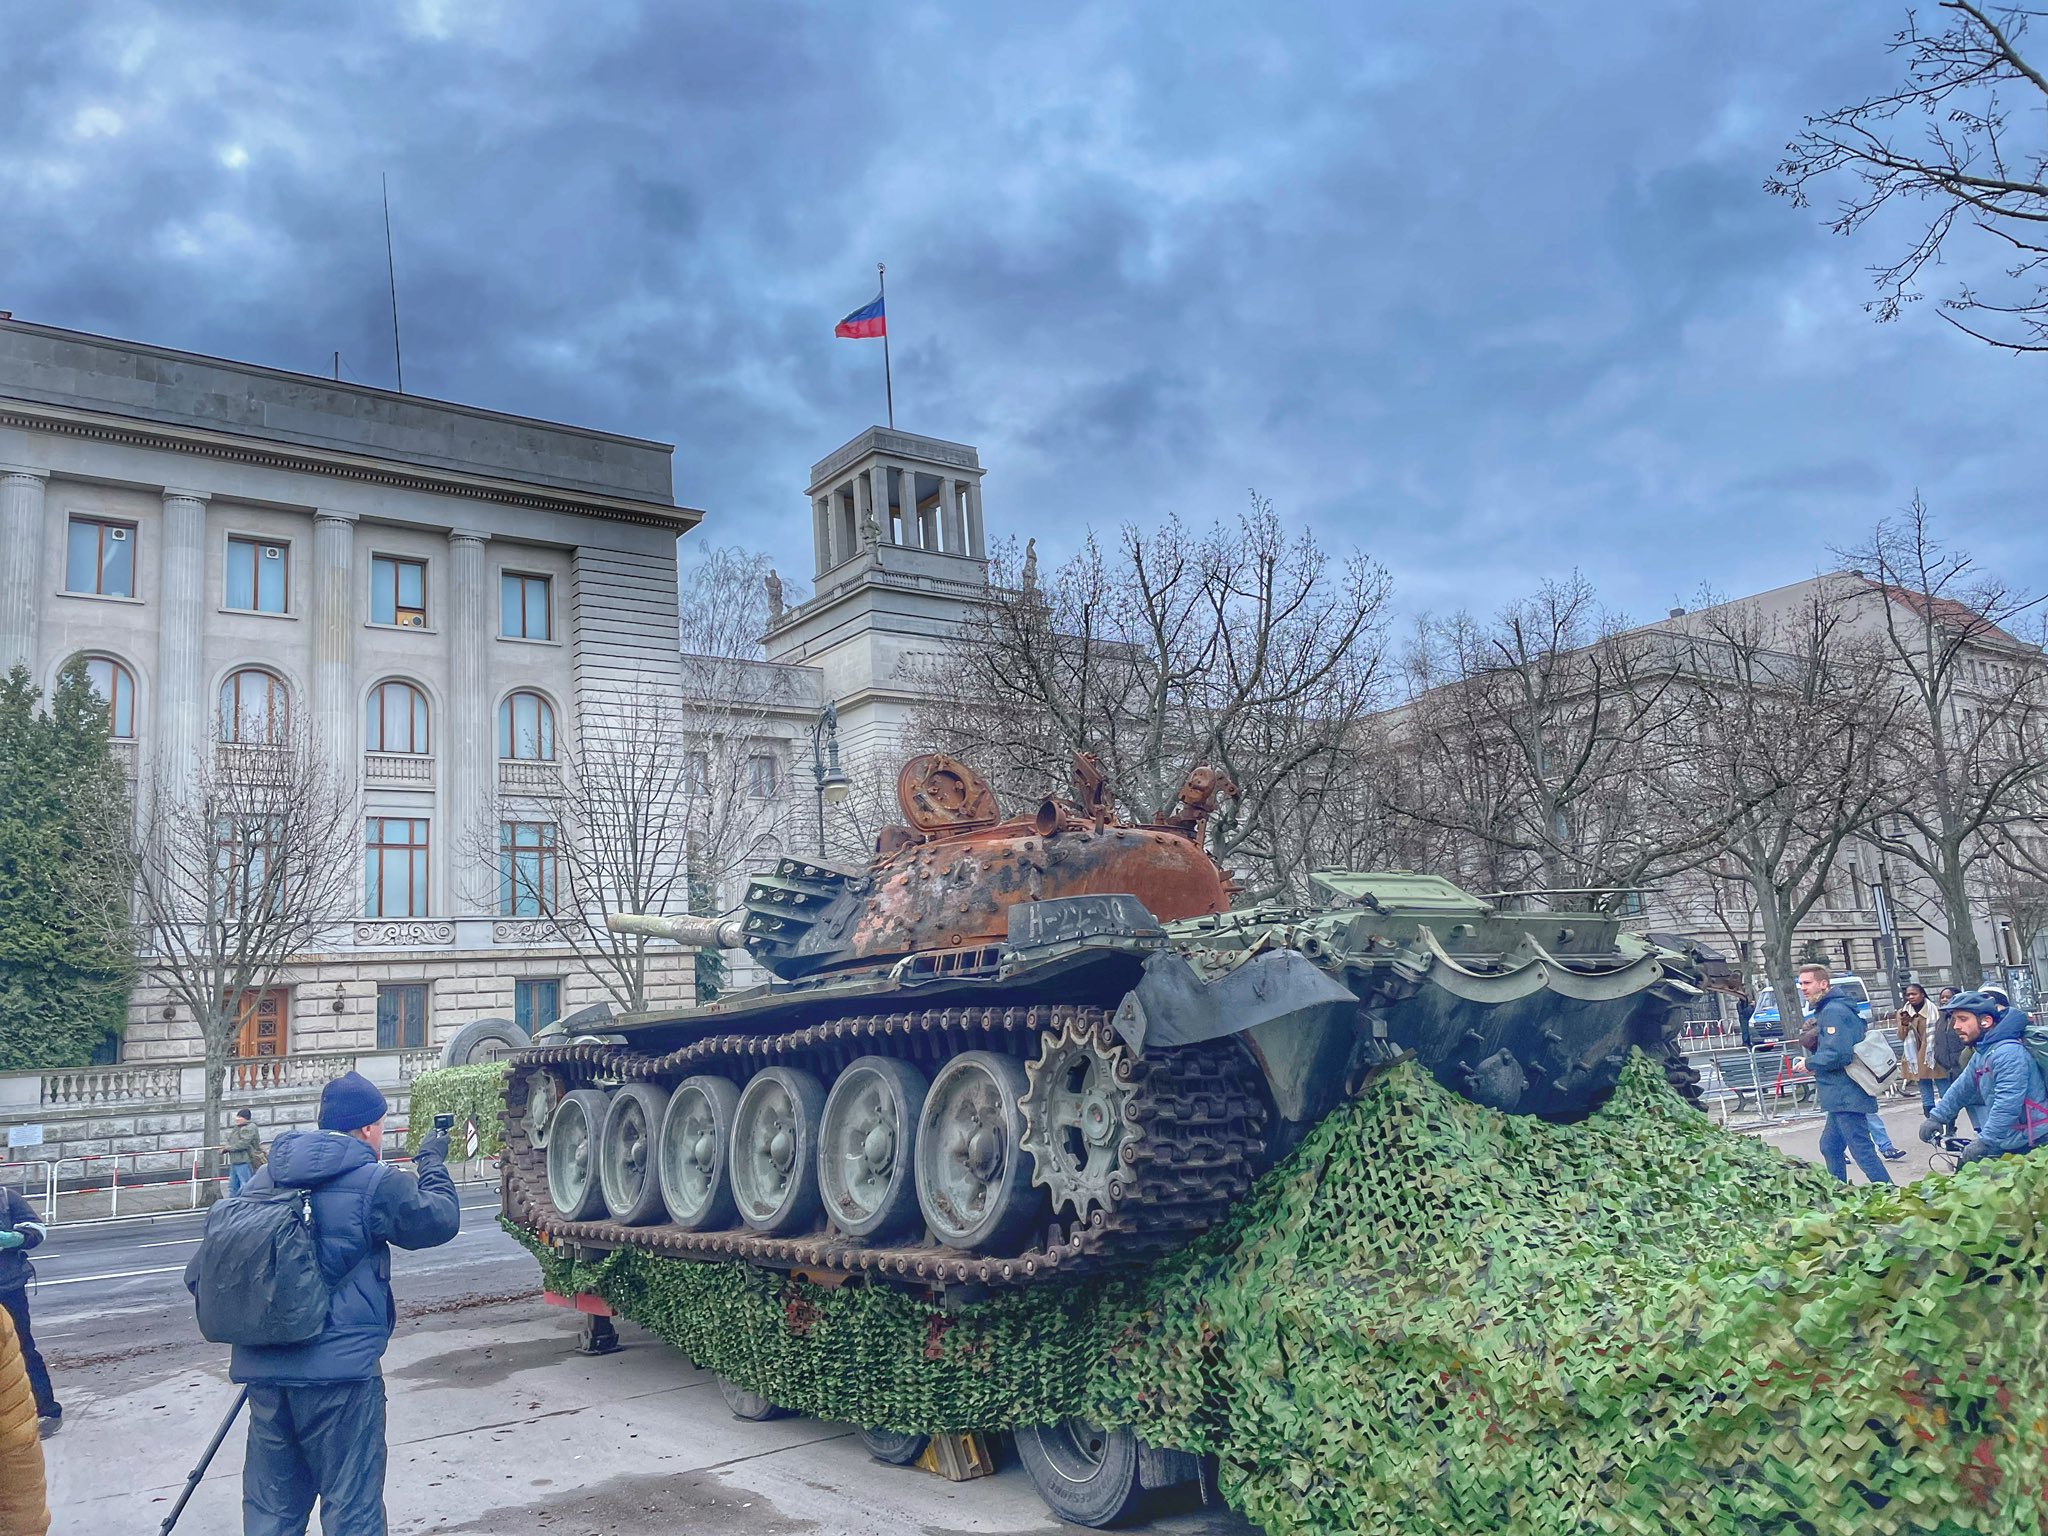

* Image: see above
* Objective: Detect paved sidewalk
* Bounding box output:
[1752,1096,1944,1183]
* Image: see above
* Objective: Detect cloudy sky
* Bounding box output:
[3,1,2042,624]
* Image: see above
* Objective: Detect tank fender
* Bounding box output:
[1113,948,1363,1124]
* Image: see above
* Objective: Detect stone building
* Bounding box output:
[0,317,701,1064]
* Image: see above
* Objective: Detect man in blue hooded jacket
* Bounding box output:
[187,1070,459,1535]
[1800,963,1893,1184]
[1918,990,2048,1162]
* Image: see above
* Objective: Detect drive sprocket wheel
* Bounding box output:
[1020,1013,1140,1221]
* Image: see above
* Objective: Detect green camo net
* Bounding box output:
[506,1052,2048,1535]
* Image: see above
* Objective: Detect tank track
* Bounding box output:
[502,1004,1268,1288]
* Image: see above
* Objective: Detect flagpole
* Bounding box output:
[878,262,894,429]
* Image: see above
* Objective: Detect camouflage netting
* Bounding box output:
[509,1053,2048,1535]
[406,1062,509,1157]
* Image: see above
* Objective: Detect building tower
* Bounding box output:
[763,427,990,763]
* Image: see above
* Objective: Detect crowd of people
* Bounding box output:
[1803,964,2048,1185]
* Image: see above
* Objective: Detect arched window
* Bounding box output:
[365,680,430,755]
[82,656,136,739]
[497,691,556,761]
[219,669,288,745]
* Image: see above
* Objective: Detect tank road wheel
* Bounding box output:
[718,1376,791,1422]
[659,1075,741,1230]
[856,1426,930,1466]
[1020,1017,1139,1221]
[598,1082,670,1225]
[731,1067,827,1234]
[523,1070,564,1150]
[544,1089,610,1222]
[818,1056,929,1241]
[1016,1420,1143,1528]
[914,1050,1040,1252]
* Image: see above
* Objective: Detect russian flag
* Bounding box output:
[835,292,886,339]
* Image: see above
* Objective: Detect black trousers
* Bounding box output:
[0,1284,56,1418]
[244,1378,388,1536]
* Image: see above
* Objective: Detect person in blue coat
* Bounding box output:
[1919,991,2048,1162]
[0,1185,57,1437]
[186,1071,458,1536]
[1800,963,1893,1184]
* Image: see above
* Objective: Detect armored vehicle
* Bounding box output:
[500,752,1702,1522]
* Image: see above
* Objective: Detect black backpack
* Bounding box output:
[190,1184,331,1347]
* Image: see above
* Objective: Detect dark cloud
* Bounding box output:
[1,0,2042,625]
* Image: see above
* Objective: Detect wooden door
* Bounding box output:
[231,988,290,1058]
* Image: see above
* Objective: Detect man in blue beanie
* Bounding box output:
[187,1070,459,1535]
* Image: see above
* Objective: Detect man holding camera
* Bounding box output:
[187,1070,459,1536]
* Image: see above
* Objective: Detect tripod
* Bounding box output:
[158,1386,249,1534]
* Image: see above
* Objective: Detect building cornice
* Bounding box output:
[0,399,704,532]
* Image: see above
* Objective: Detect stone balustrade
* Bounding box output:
[497,758,563,796]
[13,1047,443,1111]
[363,751,435,785]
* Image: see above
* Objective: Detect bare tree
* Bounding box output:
[1678,590,1902,1036]
[905,498,1392,900]
[1385,574,1719,908]
[1982,858,2048,976]
[1768,2,2048,352]
[1846,500,2047,982]
[128,719,359,1180]
[482,548,802,1010]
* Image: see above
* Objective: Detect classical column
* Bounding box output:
[446,530,493,915]
[941,476,963,554]
[310,511,357,760]
[156,490,210,784]
[814,496,833,574]
[869,463,891,544]
[965,480,985,558]
[0,467,48,673]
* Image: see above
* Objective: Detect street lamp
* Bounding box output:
[810,701,850,856]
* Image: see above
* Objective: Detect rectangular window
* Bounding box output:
[371,555,428,627]
[498,821,559,917]
[1899,936,1913,972]
[226,536,289,613]
[685,750,710,795]
[375,983,428,1050]
[364,817,430,917]
[514,978,562,1035]
[501,572,552,640]
[748,753,779,799]
[65,517,136,598]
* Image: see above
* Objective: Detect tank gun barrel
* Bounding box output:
[606,912,747,949]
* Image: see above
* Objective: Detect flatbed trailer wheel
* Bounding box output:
[718,1376,790,1422]
[1015,1420,1143,1527]
[856,1426,930,1466]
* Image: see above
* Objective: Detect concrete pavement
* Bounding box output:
[28,1202,1250,1536]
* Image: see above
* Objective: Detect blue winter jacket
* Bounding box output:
[1933,1011,2048,1155]
[0,1187,47,1292]
[1806,986,1878,1115]
[184,1129,459,1383]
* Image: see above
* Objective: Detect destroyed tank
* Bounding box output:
[501,752,1703,1290]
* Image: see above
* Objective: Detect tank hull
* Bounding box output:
[500,877,1702,1290]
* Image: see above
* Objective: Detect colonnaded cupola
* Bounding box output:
[763,427,993,761]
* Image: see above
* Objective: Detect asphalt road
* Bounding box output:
[24,1191,1255,1536]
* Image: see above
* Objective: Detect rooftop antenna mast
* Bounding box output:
[382,172,405,393]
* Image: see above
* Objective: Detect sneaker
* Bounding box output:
[37,1413,61,1440]
[1882,1147,1907,1160]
